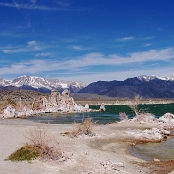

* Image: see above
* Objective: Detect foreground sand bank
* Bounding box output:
[0,118,173,174]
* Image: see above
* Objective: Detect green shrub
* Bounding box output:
[7,145,40,161]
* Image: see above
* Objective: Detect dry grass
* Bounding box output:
[71,117,96,137]
[24,125,66,161]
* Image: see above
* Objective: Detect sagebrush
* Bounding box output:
[25,125,65,161]
[8,125,66,162]
[71,117,95,137]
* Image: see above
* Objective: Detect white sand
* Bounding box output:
[0,118,172,174]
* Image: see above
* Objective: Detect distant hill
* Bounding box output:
[0,89,48,102]
[78,75,174,98]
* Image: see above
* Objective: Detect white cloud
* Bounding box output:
[144,43,152,47]
[27,40,37,46]
[2,40,43,53]
[117,36,135,42]
[70,45,93,51]
[0,2,57,10]
[58,66,174,84]
[35,52,52,57]
[116,36,154,42]
[0,48,174,83]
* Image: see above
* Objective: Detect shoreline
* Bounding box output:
[0,118,174,173]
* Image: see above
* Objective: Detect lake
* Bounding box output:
[27,103,174,124]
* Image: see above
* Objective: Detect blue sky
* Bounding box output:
[0,0,174,84]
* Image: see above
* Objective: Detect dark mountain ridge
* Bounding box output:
[79,75,174,98]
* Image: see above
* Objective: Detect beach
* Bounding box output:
[0,118,173,174]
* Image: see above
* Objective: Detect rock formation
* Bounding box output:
[2,105,17,118]
[99,103,106,112]
[2,89,97,118]
[32,89,93,113]
[122,112,174,142]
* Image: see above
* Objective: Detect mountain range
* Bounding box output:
[0,75,86,93]
[79,75,174,98]
[1,75,174,98]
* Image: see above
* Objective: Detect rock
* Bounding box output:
[99,103,106,112]
[2,105,17,118]
[137,128,164,142]
[159,113,174,124]
[154,158,160,162]
[159,127,170,135]
[111,163,125,169]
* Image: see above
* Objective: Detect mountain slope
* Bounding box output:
[0,75,86,93]
[79,75,174,98]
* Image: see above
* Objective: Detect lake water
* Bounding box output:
[27,103,174,124]
[27,103,174,161]
[129,136,174,161]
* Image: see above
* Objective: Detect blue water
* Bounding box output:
[27,112,121,124]
[27,104,174,124]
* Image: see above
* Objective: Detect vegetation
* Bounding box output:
[7,145,40,161]
[71,117,95,137]
[0,98,16,111]
[6,98,16,106]
[128,94,141,116]
[7,125,66,162]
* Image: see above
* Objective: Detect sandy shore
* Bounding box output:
[0,118,173,174]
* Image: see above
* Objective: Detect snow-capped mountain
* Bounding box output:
[79,75,174,98]
[0,75,86,93]
[137,75,174,82]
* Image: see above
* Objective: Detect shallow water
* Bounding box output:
[27,112,121,124]
[129,137,174,161]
